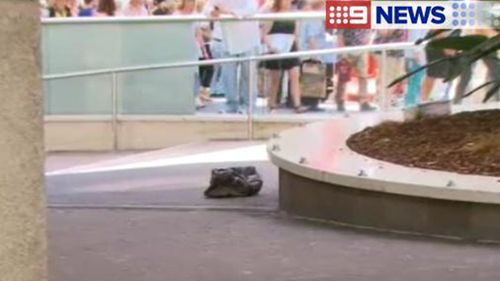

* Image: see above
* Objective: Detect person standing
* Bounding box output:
[404,29,427,107]
[205,0,261,114]
[196,0,215,103]
[96,0,119,16]
[454,28,500,104]
[66,0,79,16]
[421,29,459,102]
[40,0,50,17]
[262,0,307,113]
[336,29,375,112]
[123,0,149,16]
[48,0,72,17]
[151,0,176,15]
[176,0,208,109]
[373,29,407,107]
[300,0,336,104]
[78,0,97,16]
[208,21,226,98]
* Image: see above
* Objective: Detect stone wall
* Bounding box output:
[0,1,47,281]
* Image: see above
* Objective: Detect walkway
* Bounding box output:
[46,142,500,281]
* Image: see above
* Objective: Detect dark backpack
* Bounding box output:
[204,167,263,198]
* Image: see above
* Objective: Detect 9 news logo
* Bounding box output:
[326,0,494,30]
[326,0,371,29]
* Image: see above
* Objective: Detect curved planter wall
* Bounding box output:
[269,105,500,242]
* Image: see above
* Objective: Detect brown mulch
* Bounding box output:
[347,109,500,177]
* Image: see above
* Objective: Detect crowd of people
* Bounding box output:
[41,0,500,114]
[41,0,177,17]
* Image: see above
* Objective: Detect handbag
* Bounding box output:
[300,60,327,99]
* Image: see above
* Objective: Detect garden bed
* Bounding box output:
[347,109,500,177]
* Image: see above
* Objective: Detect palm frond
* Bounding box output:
[387,57,449,87]
[390,32,500,104]
[427,35,488,51]
[483,82,500,102]
[415,29,454,45]
[463,79,500,99]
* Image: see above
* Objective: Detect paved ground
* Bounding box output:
[46,142,275,208]
[46,142,500,281]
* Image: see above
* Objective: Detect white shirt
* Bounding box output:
[122,4,149,16]
[205,0,260,55]
[174,11,205,59]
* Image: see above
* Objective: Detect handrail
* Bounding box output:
[41,11,425,146]
[43,42,420,80]
[41,11,325,24]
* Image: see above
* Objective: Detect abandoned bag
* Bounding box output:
[204,167,263,198]
[300,60,327,100]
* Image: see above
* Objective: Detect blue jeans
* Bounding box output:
[405,58,424,107]
[222,49,257,113]
[210,40,226,95]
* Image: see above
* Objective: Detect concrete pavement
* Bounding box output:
[46,142,500,281]
[49,209,500,281]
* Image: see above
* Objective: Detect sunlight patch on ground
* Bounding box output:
[47,144,268,176]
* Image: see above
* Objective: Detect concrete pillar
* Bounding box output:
[0,1,47,281]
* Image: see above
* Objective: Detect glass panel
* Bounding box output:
[42,21,197,115]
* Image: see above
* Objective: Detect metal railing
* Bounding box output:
[41,13,423,150]
[41,11,326,24]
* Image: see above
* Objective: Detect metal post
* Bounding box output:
[247,59,256,140]
[380,50,389,111]
[111,72,118,151]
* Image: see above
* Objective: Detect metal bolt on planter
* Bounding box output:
[446,180,456,187]
[299,157,308,165]
[358,170,368,177]
[271,144,280,152]
[272,133,280,139]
